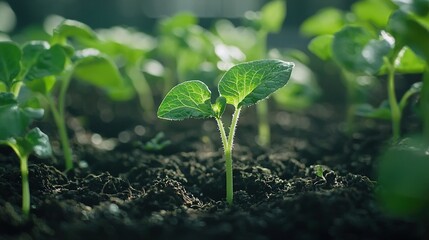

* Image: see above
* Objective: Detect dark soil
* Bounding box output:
[0,104,427,240]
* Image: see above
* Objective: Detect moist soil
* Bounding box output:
[0,103,427,240]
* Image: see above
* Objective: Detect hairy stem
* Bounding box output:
[225,107,242,205]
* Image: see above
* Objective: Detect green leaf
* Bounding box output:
[73,49,124,89]
[218,59,294,108]
[388,10,429,62]
[52,19,96,44]
[23,127,52,158]
[159,13,198,34]
[394,47,426,73]
[0,41,21,88]
[21,41,50,73]
[157,80,214,120]
[308,35,333,60]
[23,44,67,93]
[300,8,345,37]
[0,92,44,140]
[260,0,286,33]
[352,0,395,27]
[332,26,393,74]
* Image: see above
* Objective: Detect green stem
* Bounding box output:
[256,101,270,147]
[225,107,242,205]
[385,58,401,141]
[215,107,242,205]
[127,63,156,122]
[19,153,30,217]
[47,69,74,171]
[9,143,31,218]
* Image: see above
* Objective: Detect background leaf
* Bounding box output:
[388,10,429,62]
[157,80,214,120]
[52,19,96,44]
[0,41,21,88]
[260,0,286,33]
[332,26,393,74]
[308,35,333,60]
[218,59,294,108]
[352,0,395,27]
[300,8,345,37]
[73,49,124,89]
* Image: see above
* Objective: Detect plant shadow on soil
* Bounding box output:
[0,103,427,240]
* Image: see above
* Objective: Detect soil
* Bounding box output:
[0,102,427,240]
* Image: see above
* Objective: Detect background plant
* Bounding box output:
[0,92,51,217]
[158,59,294,204]
[1,19,129,171]
[302,0,429,140]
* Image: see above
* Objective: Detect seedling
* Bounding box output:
[158,59,294,204]
[303,0,429,141]
[0,19,128,171]
[0,92,52,217]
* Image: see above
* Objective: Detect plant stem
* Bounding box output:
[127,62,156,122]
[19,153,30,217]
[385,58,401,141]
[9,143,31,218]
[215,107,241,205]
[47,69,74,171]
[257,101,270,147]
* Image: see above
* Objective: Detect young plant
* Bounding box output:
[0,92,52,217]
[157,59,294,204]
[303,0,429,141]
[1,19,128,171]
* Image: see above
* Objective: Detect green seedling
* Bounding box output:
[0,19,128,171]
[303,0,429,141]
[143,132,171,151]
[82,26,157,121]
[0,92,52,217]
[158,59,294,204]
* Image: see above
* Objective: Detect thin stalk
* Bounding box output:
[19,153,30,217]
[47,69,74,171]
[385,58,401,141]
[9,144,30,218]
[256,101,270,147]
[127,62,156,122]
[215,118,228,150]
[255,30,270,147]
[225,107,242,205]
